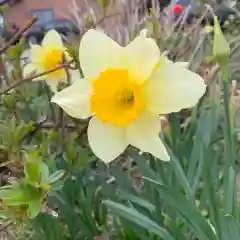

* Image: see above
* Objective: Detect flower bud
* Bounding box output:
[213,16,230,71]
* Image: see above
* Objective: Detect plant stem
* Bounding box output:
[0,16,37,54]
[222,67,236,215]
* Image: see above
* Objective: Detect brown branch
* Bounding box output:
[0,221,13,233]
[0,63,70,95]
[0,16,37,54]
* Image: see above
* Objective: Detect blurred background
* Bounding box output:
[0,0,238,45]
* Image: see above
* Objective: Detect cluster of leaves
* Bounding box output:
[0,149,64,220]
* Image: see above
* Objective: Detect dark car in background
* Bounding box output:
[44,19,79,36]
[24,19,79,44]
[24,25,44,44]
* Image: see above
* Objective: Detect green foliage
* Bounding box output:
[0,150,64,220]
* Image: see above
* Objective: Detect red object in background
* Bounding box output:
[172,4,184,14]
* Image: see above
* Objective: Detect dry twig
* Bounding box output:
[0,16,37,54]
[0,63,71,95]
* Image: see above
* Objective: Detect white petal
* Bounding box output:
[68,69,82,84]
[46,69,80,92]
[42,30,63,51]
[175,61,188,68]
[44,68,67,92]
[88,117,127,163]
[126,112,170,161]
[23,63,44,81]
[23,63,37,77]
[124,29,160,83]
[30,44,44,63]
[51,78,92,118]
[79,29,124,79]
[144,60,206,114]
[45,79,60,93]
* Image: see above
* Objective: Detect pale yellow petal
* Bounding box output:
[46,80,58,92]
[68,69,81,84]
[42,29,63,51]
[144,60,206,114]
[23,63,44,82]
[23,63,37,77]
[126,111,170,161]
[79,29,123,79]
[88,117,127,163]
[51,78,92,118]
[158,58,188,69]
[46,69,80,92]
[175,61,188,68]
[124,29,160,83]
[30,44,44,63]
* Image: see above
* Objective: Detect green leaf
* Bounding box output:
[225,167,236,214]
[25,160,41,185]
[0,211,9,219]
[40,162,49,183]
[103,200,175,240]
[220,214,240,239]
[188,103,219,187]
[47,170,65,184]
[167,148,194,200]
[28,198,43,219]
[144,177,218,240]
[117,191,156,212]
[0,185,19,198]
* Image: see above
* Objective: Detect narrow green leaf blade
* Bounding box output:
[103,200,175,240]
[144,177,217,240]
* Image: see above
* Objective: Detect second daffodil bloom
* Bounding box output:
[23,30,69,92]
[51,29,206,163]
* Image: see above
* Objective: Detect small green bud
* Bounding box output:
[97,0,108,8]
[213,16,230,75]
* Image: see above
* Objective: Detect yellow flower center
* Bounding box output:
[43,49,64,78]
[44,49,63,70]
[90,69,146,127]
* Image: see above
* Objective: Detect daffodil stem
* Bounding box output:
[221,67,236,215]
[222,69,234,166]
[170,113,180,154]
[59,108,66,150]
